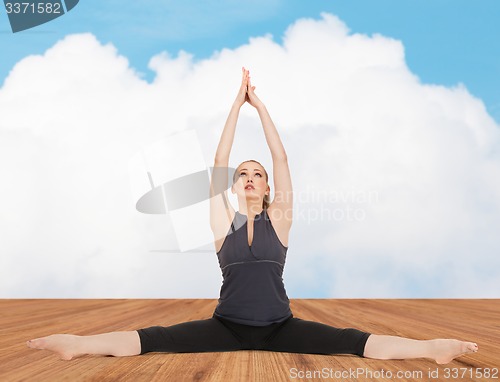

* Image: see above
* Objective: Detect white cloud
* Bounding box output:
[0,13,499,298]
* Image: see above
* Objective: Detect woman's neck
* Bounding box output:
[238,203,263,218]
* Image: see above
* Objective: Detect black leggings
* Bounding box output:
[137,314,371,357]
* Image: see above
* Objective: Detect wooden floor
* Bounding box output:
[0,299,498,381]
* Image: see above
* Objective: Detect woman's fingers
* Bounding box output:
[247,75,257,95]
[241,69,246,85]
[242,69,250,89]
[239,68,251,102]
[234,68,250,107]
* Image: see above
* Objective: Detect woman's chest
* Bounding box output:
[246,221,254,247]
[217,219,286,266]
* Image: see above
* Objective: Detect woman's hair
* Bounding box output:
[233,159,270,210]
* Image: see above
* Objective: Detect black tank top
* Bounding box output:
[214,208,292,326]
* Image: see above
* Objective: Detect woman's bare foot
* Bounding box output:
[27,334,84,360]
[431,339,478,364]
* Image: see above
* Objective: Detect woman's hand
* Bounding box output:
[245,73,264,109]
[234,67,265,109]
[234,67,249,108]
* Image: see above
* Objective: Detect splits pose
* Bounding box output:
[27,68,478,365]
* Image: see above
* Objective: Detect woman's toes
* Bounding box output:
[27,338,45,349]
[468,342,478,353]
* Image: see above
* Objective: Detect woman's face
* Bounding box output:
[232,161,269,200]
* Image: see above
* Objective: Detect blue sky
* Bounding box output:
[1,0,500,121]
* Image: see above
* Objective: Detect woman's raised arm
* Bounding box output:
[213,67,249,165]
[246,75,293,225]
[209,68,249,241]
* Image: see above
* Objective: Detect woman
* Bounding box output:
[27,68,478,364]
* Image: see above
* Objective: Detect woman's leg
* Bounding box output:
[137,318,242,354]
[363,334,478,364]
[27,331,141,360]
[264,318,478,364]
[263,317,370,357]
[27,316,243,360]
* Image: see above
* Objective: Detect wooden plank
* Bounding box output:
[0,299,497,381]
